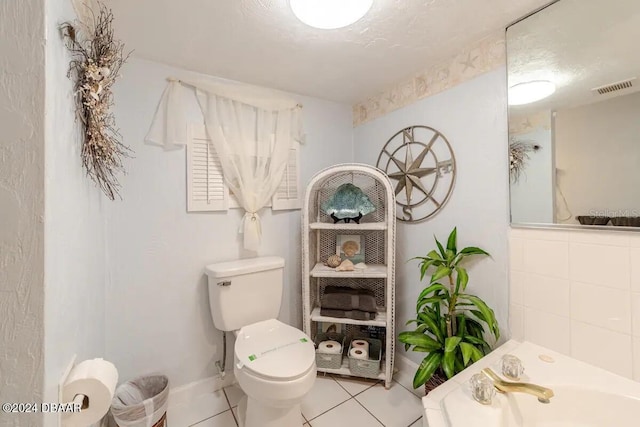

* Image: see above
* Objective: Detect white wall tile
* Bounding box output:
[630,248,640,293]
[627,234,640,248]
[510,228,640,381]
[523,273,570,317]
[509,304,524,341]
[569,230,630,247]
[524,240,569,278]
[569,243,629,290]
[510,271,525,305]
[571,321,633,378]
[632,292,640,337]
[518,228,569,242]
[633,337,640,382]
[509,228,527,239]
[510,238,525,272]
[524,308,571,355]
[571,282,631,334]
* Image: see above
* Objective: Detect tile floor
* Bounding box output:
[168,374,424,427]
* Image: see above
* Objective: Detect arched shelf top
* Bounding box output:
[304,163,395,226]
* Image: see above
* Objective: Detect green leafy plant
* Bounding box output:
[398,227,500,389]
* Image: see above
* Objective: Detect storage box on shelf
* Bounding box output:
[347,338,382,379]
[302,164,396,389]
[314,332,346,370]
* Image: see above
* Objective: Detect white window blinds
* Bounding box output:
[187,124,301,212]
[272,147,302,210]
[186,125,229,212]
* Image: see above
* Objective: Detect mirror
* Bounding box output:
[507,0,640,228]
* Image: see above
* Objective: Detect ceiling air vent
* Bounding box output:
[592,77,636,95]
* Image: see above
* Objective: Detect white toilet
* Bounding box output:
[205,256,316,427]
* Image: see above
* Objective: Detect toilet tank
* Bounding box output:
[205,256,285,331]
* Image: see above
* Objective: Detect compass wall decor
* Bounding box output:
[376,125,456,223]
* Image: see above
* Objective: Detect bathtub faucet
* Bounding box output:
[481,368,555,403]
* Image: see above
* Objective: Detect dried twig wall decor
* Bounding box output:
[61,4,131,200]
[509,137,541,183]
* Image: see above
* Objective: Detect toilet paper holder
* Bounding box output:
[70,394,89,410]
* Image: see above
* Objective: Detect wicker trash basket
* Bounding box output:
[111,375,169,427]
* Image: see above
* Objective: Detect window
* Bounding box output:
[186,124,301,212]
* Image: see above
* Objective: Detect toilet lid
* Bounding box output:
[235,319,315,381]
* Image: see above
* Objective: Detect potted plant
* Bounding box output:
[398,227,500,393]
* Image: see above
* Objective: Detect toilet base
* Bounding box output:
[237,395,304,427]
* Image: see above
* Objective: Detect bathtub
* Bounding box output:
[422,340,640,426]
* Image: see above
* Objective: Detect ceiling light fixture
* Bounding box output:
[508,80,557,106]
[289,0,373,30]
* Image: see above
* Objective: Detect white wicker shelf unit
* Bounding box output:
[302,164,396,388]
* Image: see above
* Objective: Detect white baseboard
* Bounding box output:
[395,352,420,373]
[394,353,424,398]
[168,372,236,409]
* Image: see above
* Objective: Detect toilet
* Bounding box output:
[205,256,316,427]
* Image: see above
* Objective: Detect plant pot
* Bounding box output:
[424,370,448,395]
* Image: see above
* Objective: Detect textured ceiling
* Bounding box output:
[508,0,640,116]
[106,0,549,103]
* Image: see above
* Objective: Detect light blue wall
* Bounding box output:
[510,123,555,224]
[353,69,511,365]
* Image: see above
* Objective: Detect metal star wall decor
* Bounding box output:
[376,126,456,223]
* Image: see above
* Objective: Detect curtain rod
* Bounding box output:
[166,77,303,109]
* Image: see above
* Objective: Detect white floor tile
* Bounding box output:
[333,375,379,396]
[302,376,351,420]
[392,369,424,398]
[308,399,383,426]
[192,410,238,427]
[231,405,305,426]
[355,382,423,427]
[223,384,246,408]
[409,417,423,426]
[168,389,231,427]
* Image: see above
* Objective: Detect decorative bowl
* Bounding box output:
[611,217,640,227]
[576,215,610,226]
[322,183,376,224]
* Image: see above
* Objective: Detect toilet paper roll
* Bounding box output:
[349,347,369,360]
[61,358,118,427]
[351,339,370,353]
[318,340,342,354]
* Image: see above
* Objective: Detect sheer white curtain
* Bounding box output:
[146,78,304,251]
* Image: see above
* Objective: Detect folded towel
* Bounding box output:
[320,308,375,321]
[321,286,377,312]
[325,286,373,295]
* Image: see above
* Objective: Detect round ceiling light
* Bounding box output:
[508,80,557,106]
[290,0,374,30]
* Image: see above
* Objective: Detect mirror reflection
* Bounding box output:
[507,0,640,227]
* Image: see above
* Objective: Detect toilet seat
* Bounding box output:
[235,319,315,382]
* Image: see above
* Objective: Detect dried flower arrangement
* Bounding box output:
[509,138,541,183]
[61,4,131,200]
